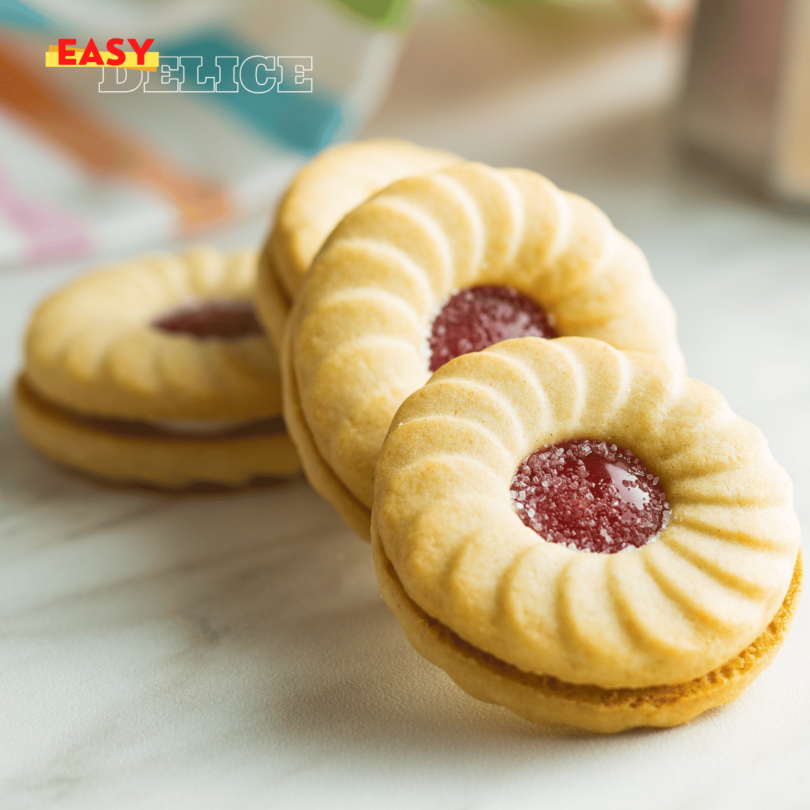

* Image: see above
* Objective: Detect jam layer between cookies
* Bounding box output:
[18,378,285,440]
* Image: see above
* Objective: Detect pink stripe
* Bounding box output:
[0,168,92,262]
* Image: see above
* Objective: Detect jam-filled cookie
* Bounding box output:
[284,162,686,540]
[256,138,458,351]
[372,337,802,732]
[16,247,299,487]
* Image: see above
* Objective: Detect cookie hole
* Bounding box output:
[152,301,264,340]
[428,285,557,372]
[510,439,670,554]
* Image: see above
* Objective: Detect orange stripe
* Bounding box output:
[0,37,231,233]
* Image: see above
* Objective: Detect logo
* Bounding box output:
[46,40,313,94]
[46,38,158,70]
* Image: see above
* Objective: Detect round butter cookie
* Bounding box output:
[372,337,802,732]
[17,247,299,487]
[256,138,458,351]
[284,162,686,540]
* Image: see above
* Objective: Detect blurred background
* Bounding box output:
[0,0,696,269]
[2,0,808,265]
[2,0,806,515]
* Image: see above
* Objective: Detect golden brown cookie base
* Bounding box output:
[373,530,802,733]
[15,377,300,487]
[255,250,291,356]
[281,327,372,540]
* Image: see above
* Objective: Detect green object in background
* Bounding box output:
[331,0,409,26]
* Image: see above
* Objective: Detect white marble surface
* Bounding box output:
[2,6,809,809]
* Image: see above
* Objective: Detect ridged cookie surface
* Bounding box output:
[25,247,281,421]
[288,162,686,522]
[261,138,459,304]
[372,337,800,690]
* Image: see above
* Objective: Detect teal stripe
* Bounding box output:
[0,0,54,31]
[164,31,345,155]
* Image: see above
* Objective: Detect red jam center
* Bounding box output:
[510,439,669,553]
[153,301,264,340]
[428,285,558,372]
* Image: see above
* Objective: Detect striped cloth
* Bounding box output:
[0,0,409,267]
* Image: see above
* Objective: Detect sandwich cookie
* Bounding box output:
[256,138,458,352]
[372,337,802,732]
[284,162,686,540]
[16,247,299,487]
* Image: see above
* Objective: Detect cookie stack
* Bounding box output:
[277,156,686,541]
[16,139,801,732]
[262,140,801,732]
[16,247,299,487]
